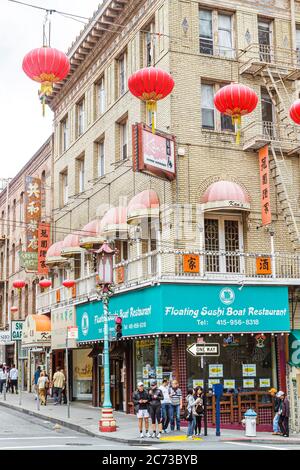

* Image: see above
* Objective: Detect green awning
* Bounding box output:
[289,330,300,368]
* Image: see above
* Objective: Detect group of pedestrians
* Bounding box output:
[270,388,290,437]
[0,363,18,394]
[133,378,202,439]
[33,366,66,406]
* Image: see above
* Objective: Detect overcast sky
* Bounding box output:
[0,0,101,179]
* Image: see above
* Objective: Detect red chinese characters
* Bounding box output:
[25,176,41,258]
[38,223,50,275]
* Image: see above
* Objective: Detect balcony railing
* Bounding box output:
[199,39,237,60]
[242,121,299,151]
[36,249,300,312]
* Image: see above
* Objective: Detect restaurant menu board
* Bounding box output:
[243,379,255,388]
[242,364,256,377]
[193,380,204,388]
[208,379,220,389]
[209,364,223,378]
[259,378,271,388]
[224,380,235,389]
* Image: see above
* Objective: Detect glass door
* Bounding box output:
[258,19,272,63]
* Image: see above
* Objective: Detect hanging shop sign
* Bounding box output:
[51,306,77,350]
[258,145,272,226]
[24,176,41,272]
[19,251,38,272]
[76,284,290,341]
[132,123,176,181]
[11,320,24,341]
[256,257,272,275]
[183,254,200,274]
[38,222,50,275]
[22,315,51,348]
[0,330,13,345]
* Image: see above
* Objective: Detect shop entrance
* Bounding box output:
[111,358,123,411]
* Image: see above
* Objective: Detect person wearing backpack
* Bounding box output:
[193,387,204,436]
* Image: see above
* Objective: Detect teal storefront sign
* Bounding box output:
[76,284,290,342]
[289,330,300,367]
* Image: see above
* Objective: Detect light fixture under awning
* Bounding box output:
[201,180,251,212]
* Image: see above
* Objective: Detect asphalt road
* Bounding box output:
[0,407,299,451]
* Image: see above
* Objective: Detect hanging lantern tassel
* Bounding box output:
[232,115,242,145]
[146,100,157,134]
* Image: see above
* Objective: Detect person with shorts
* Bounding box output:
[132,382,151,439]
[148,379,163,438]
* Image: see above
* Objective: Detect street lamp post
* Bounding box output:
[96,242,117,433]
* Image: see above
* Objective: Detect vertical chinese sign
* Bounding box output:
[38,223,50,275]
[258,145,272,226]
[24,176,41,272]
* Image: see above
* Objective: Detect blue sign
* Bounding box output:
[76,284,290,342]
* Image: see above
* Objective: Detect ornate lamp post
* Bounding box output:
[96,242,117,432]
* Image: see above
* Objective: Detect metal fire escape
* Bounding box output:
[239,44,300,248]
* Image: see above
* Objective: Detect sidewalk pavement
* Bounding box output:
[1,391,300,445]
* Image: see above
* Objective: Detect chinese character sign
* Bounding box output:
[25,176,41,255]
[183,254,200,273]
[256,257,272,275]
[38,223,50,274]
[259,146,272,226]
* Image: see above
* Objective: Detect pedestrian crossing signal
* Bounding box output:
[115,316,122,340]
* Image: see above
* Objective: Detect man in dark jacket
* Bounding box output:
[269,388,281,435]
[148,379,163,438]
[278,391,290,437]
[132,382,150,438]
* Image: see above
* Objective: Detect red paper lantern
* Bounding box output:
[128,67,174,132]
[10,306,18,313]
[214,83,258,143]
[289,99,300,125]
[13,280,26,289]
[22,47,70,115]
[63,280,75,289]
[39,279,52,289]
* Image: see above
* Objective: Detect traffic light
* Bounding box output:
[115,316,122,340]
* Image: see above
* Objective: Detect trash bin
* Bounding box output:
[242,408,257,437]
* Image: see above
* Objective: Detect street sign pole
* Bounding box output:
[203,355,208,437]
[65,328,70,419]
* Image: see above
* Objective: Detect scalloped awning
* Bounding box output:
[201,181,250,212]
[45,241,66,265]
[61,233,84,257]
[127,190,160,224]
[79,219,105,248]
[100,207,128,237]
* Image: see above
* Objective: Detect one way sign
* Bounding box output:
[187,343,220,357]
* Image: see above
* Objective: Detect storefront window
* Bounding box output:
[134,338,172,388]
[187,334,273,392]
[72,349,93,400]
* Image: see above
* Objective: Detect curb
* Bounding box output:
[221,437,300,445]
[0,401,161,445]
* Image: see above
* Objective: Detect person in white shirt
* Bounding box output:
[0,364,7,394]
[159,378,172,433]
[9,364,18,394]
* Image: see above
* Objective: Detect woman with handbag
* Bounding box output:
[193,387,204,436]
[37,371,49,406]
[185,388,195,439]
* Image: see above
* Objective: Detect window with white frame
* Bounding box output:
[97,141,105,177]
[77,98,85,136]
[201,82,235,132]
[78,158,85,193]
[204,215,243,273]
[61,115,69,152]
[61,170,68,206]
[120,120,128,160]
[258,18,273,63]
[144,21,155,66]
[97,77,106,116]
[119,54,127,96]
[199,9,234,58]
[297,25,300,64]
